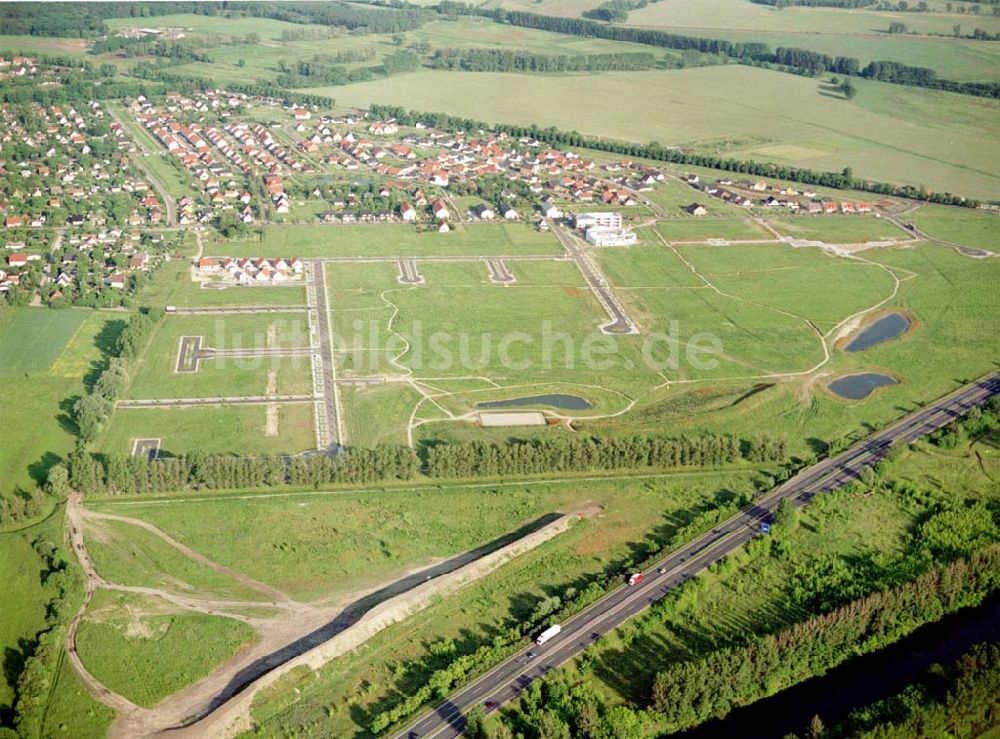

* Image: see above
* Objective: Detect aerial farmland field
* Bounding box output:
[2,2,998,737]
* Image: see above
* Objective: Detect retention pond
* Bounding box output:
[845,312,911,352]
[828,372,897,400]
[477,394,593,411]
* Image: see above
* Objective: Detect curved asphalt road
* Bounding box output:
[397,371,1000,739]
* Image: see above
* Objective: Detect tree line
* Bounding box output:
[829,641,1000,738]
[66,444,422,495]
[479,546,1000,739]
[369,103,980,207]
[930,395,999,449]
[752,0,877,6]
[433,3,1000,99]
[127,63,335,107]
[429,48,658,73]
[424,433,786,478]
[0,2,210,38]
[647,545,1000,732]
[10,537,74,737]
[236,1,433,35]
[61,431,782,495]
[276,50,420,88]
[72,310,160,446]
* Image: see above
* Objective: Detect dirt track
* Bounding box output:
[65,493,598,738]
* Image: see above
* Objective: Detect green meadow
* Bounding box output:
[0,309,120,495]
[594,243,1000,458]
[97,403,317,458]
[216,222,563,259]
[75,590,256,708]
[906,203,1000,250]
[124,313,314,400]
[226,471,763,734]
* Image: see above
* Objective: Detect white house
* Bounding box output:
[574,212,622,230]
[540,201,562,219]
[585,226,637,247]
[431,199,449,220]
[400,202,416,222]
[472,203,495,220]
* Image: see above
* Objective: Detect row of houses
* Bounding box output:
[685,174,875,214]
[198,256,304,283]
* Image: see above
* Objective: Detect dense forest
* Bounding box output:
[429,48,658,73]
[830,641,1000,738]
[370,104,980,206]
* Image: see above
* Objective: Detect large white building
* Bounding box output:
[574,212,622,230]
[585,226,637,247]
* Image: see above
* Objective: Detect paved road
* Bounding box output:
[118,395,318,408]
[169,306,308,315]
[397,371,1000,739]
[309,262,346,448]
[550,222,639,335]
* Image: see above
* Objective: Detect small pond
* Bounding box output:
[845,313,911,352]
[477,394,593,411]
[827,372,897,400]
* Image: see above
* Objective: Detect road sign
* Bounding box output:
[760,522,771,535]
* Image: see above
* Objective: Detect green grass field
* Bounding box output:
[0,309,91,375]
[75,590,256,708]
[103,13,328,41]
[225,470,761,734]
[215,222,563,259]
[0,526,55,720]
[124,314,314,400]
[626,0,1000,41]
[139,262,308,309]
[318,65,1000,200]
[83,515,268,601]
[111,109,199,201]
[97,403,317,457]
[769,215,909,243]
[652,218,773,243]
[906,204,1000,250]
[0,309,121,495]
[594,243,1000,458]
[0,505,114,735]
[340,383,425,447]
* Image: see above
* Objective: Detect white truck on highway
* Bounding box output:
[536,624,561,645]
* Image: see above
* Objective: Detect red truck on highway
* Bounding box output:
[628,573,644,586]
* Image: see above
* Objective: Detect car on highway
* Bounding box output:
[484,700,499,711]
[628,572,644,585]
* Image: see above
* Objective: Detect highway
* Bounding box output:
[396,371,1000,739]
